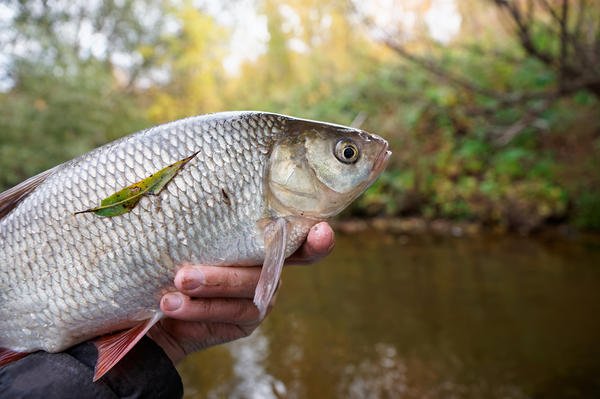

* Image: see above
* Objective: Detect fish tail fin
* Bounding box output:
[0,348,28,367]
[93,312,162,381]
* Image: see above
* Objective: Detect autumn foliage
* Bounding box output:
[1,0,598,231]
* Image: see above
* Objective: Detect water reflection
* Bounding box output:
[340,343,406,398]
[179,231,600,398]
[226,329,286,399]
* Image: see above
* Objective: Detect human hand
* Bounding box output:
[148,222,335,364]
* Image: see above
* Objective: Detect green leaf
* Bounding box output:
[76,151,199,217]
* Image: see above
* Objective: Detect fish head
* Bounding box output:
[268,118,391,218]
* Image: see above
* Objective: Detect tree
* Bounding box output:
[146,4,227,122]
[494,0,600,98]
[0,0,170,190]
[361,0,600,144]
[1,0,171,90]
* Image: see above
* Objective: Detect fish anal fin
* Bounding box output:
[254,218,288,319]
[0,167,57,220]
[93,312,162,381]
[0,348,28,367]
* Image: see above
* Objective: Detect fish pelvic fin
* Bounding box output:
[254,218,288,319]
[0,348,28,367]
[0,167,57,220]
[93,312,163,382]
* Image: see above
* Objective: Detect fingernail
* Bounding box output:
[163,294,182,311]
[181,269,205,291]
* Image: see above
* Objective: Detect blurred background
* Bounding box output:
[2,0,600,398]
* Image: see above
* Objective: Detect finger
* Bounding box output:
[150,319,259,362]
[161,292,260,325]
[287,222,335,265]
[174,265,261,298]
[170,321,259,354]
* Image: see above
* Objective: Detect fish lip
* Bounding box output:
[372,141,391,175]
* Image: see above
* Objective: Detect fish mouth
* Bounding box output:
[371,141,391,176]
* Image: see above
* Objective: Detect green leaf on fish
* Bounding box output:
[75,151,199,217]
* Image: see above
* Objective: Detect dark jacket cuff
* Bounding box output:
[0,336,183,398]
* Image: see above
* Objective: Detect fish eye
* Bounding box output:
[334,139,360,164]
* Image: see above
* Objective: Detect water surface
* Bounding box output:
[178,231,600,398]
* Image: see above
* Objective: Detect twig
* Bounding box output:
[383,38,503,99]
[494,0,557,67]
[494,99,554,146]
[559,0,569,88]
[351,112,367,129]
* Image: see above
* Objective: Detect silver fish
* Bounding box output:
[0,111,390,379]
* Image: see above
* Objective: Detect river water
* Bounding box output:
[178,230,600,398]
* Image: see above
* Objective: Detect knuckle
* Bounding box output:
[199,299,215,317]
[232,299,258,323]
[182,299,214,321]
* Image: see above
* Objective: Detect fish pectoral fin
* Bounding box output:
[93,311,163,381]
[254,218,288,319]
[0,347,28,367]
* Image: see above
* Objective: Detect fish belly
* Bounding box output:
[0,112,287,352]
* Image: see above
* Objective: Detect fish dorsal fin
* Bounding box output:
[93,312,163,381]
[0,167,56,220]
[0,347,28,367]
[254,218,288,319]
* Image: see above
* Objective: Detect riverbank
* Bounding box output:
[333,217,597,239]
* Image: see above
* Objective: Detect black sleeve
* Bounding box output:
[0,336,183,399]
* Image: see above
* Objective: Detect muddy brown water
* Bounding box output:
[178,230,600,398]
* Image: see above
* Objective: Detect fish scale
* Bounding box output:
[0,111,390,380]
[1,112,287,352]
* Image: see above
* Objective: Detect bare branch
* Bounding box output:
[457,43,525,65]
[493,0,557,66]
[363,0,600,145]
[539,0,564,25]
[559,0,569,88]
[573,0,586,41]
[494,99,553,146]
[526,0,535,28]
[351,112,368,129]
[383,38,503,99]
